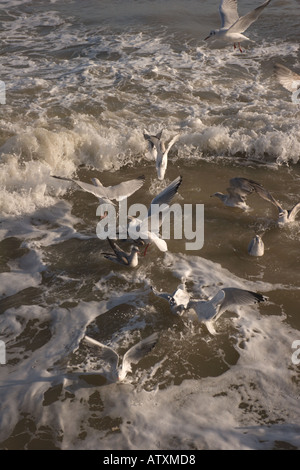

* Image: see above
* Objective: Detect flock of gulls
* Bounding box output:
[51,0,299,383]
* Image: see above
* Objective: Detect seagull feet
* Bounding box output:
[238,43,243,53]
[143,243,150,257]
[234,43,236,50]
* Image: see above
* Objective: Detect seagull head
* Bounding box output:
[205,30,216,41]
[278,209,289,226]
[211,192,225,201]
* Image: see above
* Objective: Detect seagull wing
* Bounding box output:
[229,177,259,196]
[51,175,115,205]
[165,134,180,155]
[147,231,168,251]
[251,184,283,212]
[274,63,300,93]
[288,202,300,221]
[122,333,159,371]
[105,175,145,201]
[219,0,239,29]
[107,238,129,265]
[229,177,283,211]
[83,336,119,375]
[228,0,272,34]
[148,175,182,217]
[218,287,266,319]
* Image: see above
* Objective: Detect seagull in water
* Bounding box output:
[205,0,272,52]
[51,174,145,218]
[125,175,183,255]
[255,189,300,227]
[151,278,190,315]
[274,63,300,95]
[82,333,158,382]
[101,238,140,267]
[143,129,180,180]
[211,177,275,211]
[187,287,267,334]
[248,234,265,257]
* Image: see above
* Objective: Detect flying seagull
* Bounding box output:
[124,175,183,255]
[101,238,140,267]
[143,129,180,180]
[82,333,159,382]
[211,177,275,211]
[248,234,265,257]
[51,174,145,207]
[205,0,272,52]
[143,129,163,161]
[187,287,266,334]
[274,63,300,94]
[151,278,190,315]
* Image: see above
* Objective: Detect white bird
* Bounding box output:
[205,0,272,52]
[248,234,265,257]
[143,129,180,180]
[51,174,145,207]
[187,287,267,334]
[125,175,183,255]
[101,238,140,267]
[274,63,300,93]
[143,129,163,161]
[151,278,190,315]
[82,332,159,382]
[211,177,274,211]
[259,191,300,227]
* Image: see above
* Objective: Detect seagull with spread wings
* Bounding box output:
[52,174,145,207]
[143,129,180,181]
[187,287,267,334]
[211,177,275,211]
[82,333,158,382]
[274,63,300,95]
[124,175,183,255]
[205,0,272,52]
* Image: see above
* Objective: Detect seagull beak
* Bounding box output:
[204,35,210,41]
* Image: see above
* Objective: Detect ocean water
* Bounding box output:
[0,0,300,450]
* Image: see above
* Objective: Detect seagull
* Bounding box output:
[143,129,180,180]
[256,190,300,227]
[274,63,300,94]
[248,234,265,257]
[51,174,145,208]
[82,332,159,382]
[211,177,275,211]
[187,287,267,334]
[205,0,272,52]
[151,278,190,315]
[101,238,140,267]
[125,175,183,255]
[143,129,163,161]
